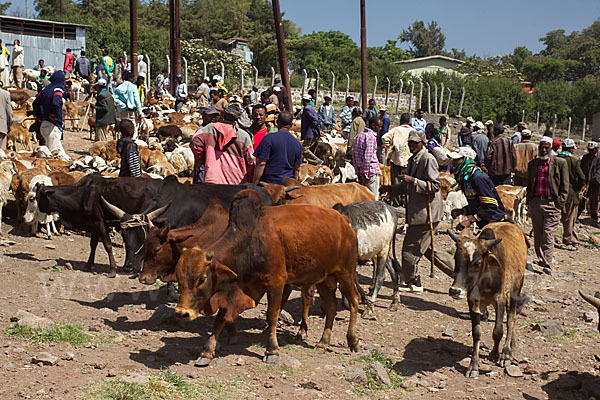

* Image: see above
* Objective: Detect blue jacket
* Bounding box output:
[318,103,335,129]
[33,70,65,129]
[378,113,390,146]
[460,169,506,225]
[301,104,320,140]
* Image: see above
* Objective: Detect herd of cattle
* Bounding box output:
[1,88,599,376]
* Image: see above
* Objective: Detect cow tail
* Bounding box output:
[354,271,367,304]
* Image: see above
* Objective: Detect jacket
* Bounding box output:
[485,135,516,176]
[514,140,538,179]
[102,56,114,78]
[114,81,142,115]
[459,169,506,224]
[137,55,147,81]
[318,104,335,128]
[347,117,365,156]
[117,137,141,177]
[526,156,570,208]
[382,124,411,167]
[32,70,65,128]
[557,153,585,204]
[11,45,23,67]
[588,154,600,186]
[95,88,117,127]
[300,104,320,140]
[405,148,443,225]
[63,52,74,72]
[0,87,12,134]
[75,57,92,76]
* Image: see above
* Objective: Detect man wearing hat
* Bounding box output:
[526,136,569,274]
[190,103,254,185]
[385,129,454,292]
[174,75,188,112]
[449,147,506,229]
[514,129,537,186]
[94,79,116,142]
[512,122,527,145]
[300,94,322,165]
[557,139,585,249]
[472,121,490,166]
[485,120,494,139]
[318,94,335,134]
[459,116,475,146]
[200,106,219,127]
[585,141,600,226]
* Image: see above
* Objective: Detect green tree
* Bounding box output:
[510,46,533,72]
[532,80,572,126]
[0,1,11,14]
[398,20,446,58]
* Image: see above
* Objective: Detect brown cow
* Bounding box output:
[173,190,360,365]
[7,122,32,151]
[448,222,527,378]
[89,140,118,161]
[139,146,168,170]
[263,182,374,207]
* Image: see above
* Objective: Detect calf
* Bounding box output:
[448,222,527,378]
[265,182,374,207]
[23,175,60,239]
[7,122,32,151]
[496,185,527,224]
[298,164,334,185]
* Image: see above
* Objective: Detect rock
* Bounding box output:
[106,370,117,377]
[369,361,391,386]
[345,367,368,385]
[442,326,453,337]
[119,372,149,385]
[149,304,174,325]
[235,357,245,366]
[44,244,56,249]
[3,362,15,369]
[584,311,599,323]
[264,381,273,388]
[11,310,55,331]
[211,358,227,367]
[532,321,564,337]
[275,354,301,369]
[591,236,600,246]
[417,379,431,388]
[88,324,102,332]
[364,343,379,352]
[278,310,294,326]
[581,378,600,398]
[65,262,73,270]
[505,365,523,377]
[62,352,75,361]
[99,308,117,316]
[523,365,538,375]
[31,352,58,366]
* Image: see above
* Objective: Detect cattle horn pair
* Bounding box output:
[579,290,600,309]
[101,196,125,219]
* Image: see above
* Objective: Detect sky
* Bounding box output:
[5,0,600,57]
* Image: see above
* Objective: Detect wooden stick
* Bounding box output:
[427,181,435,278]
[79,96,93,134]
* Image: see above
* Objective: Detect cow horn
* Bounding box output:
[579,290,600,309]
[447,229,460,243]
[257,181,267,187]
[146,202,171,221]
[483,238,502,249]
[284,186,301,193]
[101,196,125,218]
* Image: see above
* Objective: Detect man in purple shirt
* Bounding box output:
[300,94,322,165]
[353,116,383,200]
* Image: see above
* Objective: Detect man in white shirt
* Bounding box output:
[382,112,413,205]
[11,40,24,88]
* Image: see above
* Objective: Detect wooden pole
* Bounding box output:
[553,114,557,133]
[272,0,292,111]
[536,111,540,132]
[583,118,587,141]
[169,0,181,96]
[568,117,572,138]
[360,0,367,110]
[521,109,525,122]
[130,0,138,81]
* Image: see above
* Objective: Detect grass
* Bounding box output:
[4,322,114,347]
[446,248,456,255]
[549,327,579,343]
[352,349,405,393]
[522,317,546,328]
[153,280,167,289]
[84,369,245,400]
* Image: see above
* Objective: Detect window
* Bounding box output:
[23,22,53,38]
[1,19,22,35]
[64,26,76,40]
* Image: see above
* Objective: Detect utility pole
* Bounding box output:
[60,0,63,18]
[130,0,138,80]
[360,0,367,110]
[272,0,292,112]
[169,0,181,96]
[25,0,29,18]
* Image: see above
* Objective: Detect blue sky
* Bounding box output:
[6,0,600,57]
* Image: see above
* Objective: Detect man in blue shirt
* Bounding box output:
[411,108,426,132]
[339,96,354,139]
[377,105,390,163]
[318,95,335,134]
[252,111,303,185]
[114,70,143,139]
[301,94,322,165]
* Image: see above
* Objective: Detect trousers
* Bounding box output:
[401,222,455,283]
[359,175,379,201]
[40,121,70,161]
[302,137,321,165]
[529,197,561,268]
[561,201,579,244]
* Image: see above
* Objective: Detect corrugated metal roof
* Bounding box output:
[395,55,465,65]
[0,15,91,28]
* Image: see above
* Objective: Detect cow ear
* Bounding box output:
[211,262,237,282]
[483,238,502,250]
[153,218,168,228]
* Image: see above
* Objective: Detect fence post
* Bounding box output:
[385,77,390,106]
[567,117,572,138]
[425,82,431,114]
[522,110,525,122]
[166,55,170,76]
[202,59,207,80]
[270,66,275,87]
[536,111,540,132]
[583,118,587,141]
[553,114,557,133]
[418,81,423,110]
[182,57,188,85]
[219,61,225,80]
[372,75,378,102]
[315,69,320,102]
[408,80,414,114]
[301,69,307,99]
[330,71,335,102]
[238,66,244,91]
[439,82,444,114]
[345,74,350,101]
[458,87,465,117]
[445,87,451,115]
[395,80,403,113]
[434,83,438,114]
[145,55,151,88]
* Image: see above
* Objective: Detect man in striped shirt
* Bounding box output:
[352,116,382,200]
[117,119,142,177]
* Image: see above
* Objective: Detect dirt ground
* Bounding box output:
[1,126,600,400]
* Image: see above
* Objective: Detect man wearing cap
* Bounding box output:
[586,142,600,227]
[514,129,537,186]
[485,120,494,139]
[191,103,254,185]
[512,122,527,145]
[526,136,569,274]
[94,79,116,142]
[472,121,490,166]
[318,95,335,134]
[300,94,322,165]
[174,75,187,112]
[249,85,259,105]
[382,113,412,204]
[200,106,219,127]
[485,123,516,186]
[339,96,354,139]
[353,116,382,200]
[551,139,562,156]
[449,147,506,229]
[558,139,585,249]
[410,109,426,133]
[377,105,390,164]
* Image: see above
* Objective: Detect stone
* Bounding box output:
[31,352,58,366]
[364,343,379,352]
[532,321,564,337]
[88,324,102,332]
[264,381,274,388]
[523,365,538,375]
[369,361,391,386]
[344,367,368,385]
[11,310,55,331]
[278,310,295,326]
[581,378,600,398]
[106,370,117,377]
[235,357,245,366]
[417,379,431,388]
[505,365,523,377]
[591,236,600,246]
[62,352,75,361]
[119,372,149,385]
[99,308,117,316]
[3,363,15,369]
[584,311,599,323]
[211,358,227,367]
[276,354,301,369]
[149,304,175,325]
[44,244,56,249]
[442,326,453,337]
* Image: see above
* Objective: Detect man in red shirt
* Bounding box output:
[526,136,569,274]
[250,104,270,149]
[64,48,74,77]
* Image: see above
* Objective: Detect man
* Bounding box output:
[94,79,116,142]
[249,85,259,104]
[449,147,506,229]
[249,104,272,149]
[155,70,168,98]
[318,95,335,134]
[116,120,142,177]
[230,95,251,130]
[11,40,24,88]
[261,90,277,126]
[382,113,412,194]
[300,94,322,165]
[32,70,70,161]
[512,122,526,145]
[74,51,92,93]
[551,139,561,156]
[137,55,148,82]
[174,75,187,112]
[195,77,210,108]
[367,98,377,117]
[253,111,302,185]
[114,71,143,140]
[472,122,490,167]
[272,77,288,110]
[190,104,254,185]
[0,40,9,61]
[307,89,316,107]
[339,96,354,139]
[200,106,219,127]
[101,49,114,83]
[438,116,451,147]
[587,142,600,227]
[410,108,426,132]
[386,129,454,292]
[33,59,45,71]
[269,87,280,109]
[211,89,228,114]
[485,119,494,139]
[136,76,147,106]
[36,69,50,92]
[514,129,537,186]
[0,81,12,150]
[0,48,8,88]
[526,136,569,274]
[485,123,516,186]
[353,116,382,200]
[64,48,74,77]
[347,107,365,160]
[376,105,391,164]
[557,139,585,249]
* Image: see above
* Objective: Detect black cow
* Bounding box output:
[101,175,274,273]
[36,173,163,277]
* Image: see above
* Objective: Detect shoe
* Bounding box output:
[525,263,535,272]
[398,275,423,293]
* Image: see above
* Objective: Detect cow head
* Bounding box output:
[448,228,502,302]
[101,197,170,273]
[579,291,600,332]
[138,225,176,285]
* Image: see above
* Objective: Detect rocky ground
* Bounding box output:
[0,126,599,399]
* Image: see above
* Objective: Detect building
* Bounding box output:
[217,37,253,63]
[0,16,87,70]
[395,55,464,77]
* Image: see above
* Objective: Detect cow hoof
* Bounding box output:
[349,340,360,353]
[388,303,399,312]
[194,357,212,367]
[296,330,307,341]
[361,310,377,320]
[489,351,500,363]
[315,344,328,353]
[500,358,512,368]
[465,368,479,378]
[263,354,279,364]
[106,270,117,278]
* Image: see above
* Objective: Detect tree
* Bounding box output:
[398,20,446,58]
[0,1,11,14]
[510,46,533,72]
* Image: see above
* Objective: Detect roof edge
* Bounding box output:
[395,55,465,65]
